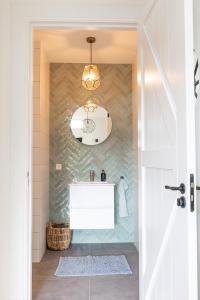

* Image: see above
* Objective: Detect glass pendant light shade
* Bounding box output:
[82,37,100,91]
[84,98,98,113]
[82,64,100,91]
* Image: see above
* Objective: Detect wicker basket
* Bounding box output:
[47,223,71,250]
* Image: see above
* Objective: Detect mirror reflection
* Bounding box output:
[70,106,112,145]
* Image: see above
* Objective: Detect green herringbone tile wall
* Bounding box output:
[50,63,136,243]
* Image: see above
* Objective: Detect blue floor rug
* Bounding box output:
[55,255,133,277]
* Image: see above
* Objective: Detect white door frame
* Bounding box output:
[9,4,140,299]
[31,21,137,297]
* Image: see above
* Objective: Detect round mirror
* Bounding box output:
[70,106,112,145]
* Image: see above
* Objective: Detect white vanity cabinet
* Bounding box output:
[69,183,115,229]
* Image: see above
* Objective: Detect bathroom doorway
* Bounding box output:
[32,27,139,300]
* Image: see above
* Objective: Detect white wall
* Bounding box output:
[32,41,49,262]
[132,64,139,250]
[193,0,200,294]
[0,2,10,300]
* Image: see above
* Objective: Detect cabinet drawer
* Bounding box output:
[70,208,114,229]
[70,185,114,208]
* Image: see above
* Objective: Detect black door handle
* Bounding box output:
[197,186,200,190]
[165,183,185,194]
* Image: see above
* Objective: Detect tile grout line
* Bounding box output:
[89,278,91,300]
[32,244,138,299]
[89,244,91,300]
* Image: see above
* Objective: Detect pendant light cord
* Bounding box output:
[90,42,92,64]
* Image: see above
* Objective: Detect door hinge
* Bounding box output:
[190,174,195,212]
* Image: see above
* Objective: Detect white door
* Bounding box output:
[139,0,198,299]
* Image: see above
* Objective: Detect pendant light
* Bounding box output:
[82,37,100,91]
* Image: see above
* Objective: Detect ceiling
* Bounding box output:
[34,29,137,64]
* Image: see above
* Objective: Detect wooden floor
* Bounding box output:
[32,243,139,300]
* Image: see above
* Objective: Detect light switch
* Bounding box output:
[56,164,62,170]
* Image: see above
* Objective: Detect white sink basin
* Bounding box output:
[78,181,107,183]
[69,181,114,186]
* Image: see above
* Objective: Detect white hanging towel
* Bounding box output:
[117,178,129,218]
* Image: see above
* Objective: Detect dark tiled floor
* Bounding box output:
[32,243,139,300]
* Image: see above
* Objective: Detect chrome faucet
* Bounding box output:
[90,170,95,182]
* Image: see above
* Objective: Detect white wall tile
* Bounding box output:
[32,196,40,215]
[33,82,40,98]
[32,165,40,181]
[40,149,49,165]
[33,66,40,82]
[33,132,40,147]
[32,249,40,263]
[33,99,40,115]
[32,215,40,233]
[33,148,40,165]
[33,115,40,131]
[32,232,40,250]
[40,116,49,134]
[32,181,40,198]
[40,132,48,149]
[34,41,41,49]
[33,49,40,66]
[32,42,49,263]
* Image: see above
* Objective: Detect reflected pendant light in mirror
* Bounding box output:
[82,118,96,133]
[82,37,100,91]
[84,97,98,113]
